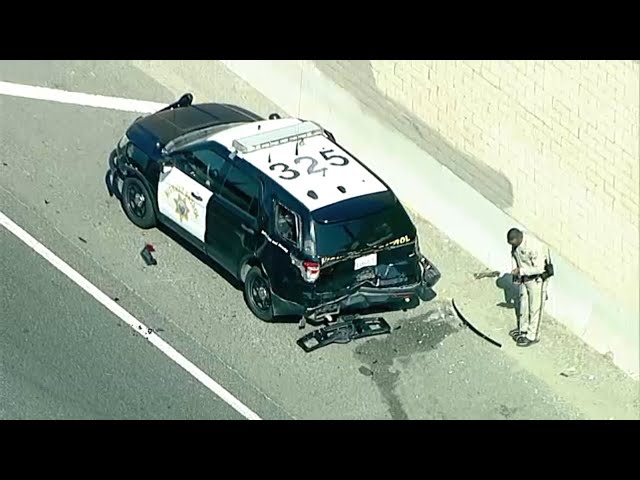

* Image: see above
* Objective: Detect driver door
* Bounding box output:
[157,147,227,243]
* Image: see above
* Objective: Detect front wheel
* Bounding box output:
[243,267,274,322]
[121,176,157,229]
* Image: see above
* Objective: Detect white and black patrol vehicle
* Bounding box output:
[106,93,441,325]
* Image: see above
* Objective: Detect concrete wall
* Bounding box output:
[366,60,639,313]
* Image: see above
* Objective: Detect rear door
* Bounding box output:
[205,164,263,276]
[264,201,307,303]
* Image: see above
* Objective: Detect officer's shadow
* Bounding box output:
[495,273,522,318]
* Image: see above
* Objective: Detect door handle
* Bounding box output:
[191,192,202,201]
[241,224,255,234]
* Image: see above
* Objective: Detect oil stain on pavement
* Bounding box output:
[354,302,464,420]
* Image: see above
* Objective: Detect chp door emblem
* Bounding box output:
[174,197,190,222]
[165,184,199,223]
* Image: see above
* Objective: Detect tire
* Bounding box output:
[243,266,275,322]
[121,176,157,229]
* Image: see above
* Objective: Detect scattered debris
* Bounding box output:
[359,366,374,377]
[78,236,87,244]
[588,375,596,381]
[113,297,120,303]
[560,366,577,378]
[44,199,50,205]
[1,162,7,167]
[473,270,501,280]
[140,243,157,266]
[155,327,165,333]
[498,404,519,419]
[451,299,502,348]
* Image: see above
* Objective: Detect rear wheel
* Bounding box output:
[244,267,274,322]
[121,176,157,229]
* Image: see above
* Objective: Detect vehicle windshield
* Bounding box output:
[313,205,415,257]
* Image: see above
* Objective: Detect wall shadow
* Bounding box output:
[313,61,514,210]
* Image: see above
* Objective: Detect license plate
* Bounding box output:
[354,253,377,270]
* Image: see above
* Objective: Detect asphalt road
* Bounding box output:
[0,60,637,420]
[0,227,246,420]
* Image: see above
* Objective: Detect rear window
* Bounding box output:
[313,205,415,257]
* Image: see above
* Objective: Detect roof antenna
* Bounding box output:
[295,141,298,156]
[297,63,303,118]
[268,153,272,163]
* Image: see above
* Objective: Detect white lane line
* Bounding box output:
[0,210,262,420]
[0,80,167,113]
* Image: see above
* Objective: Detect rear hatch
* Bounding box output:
[310,195,421,295]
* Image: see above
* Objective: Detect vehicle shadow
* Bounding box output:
[157,222,244,291]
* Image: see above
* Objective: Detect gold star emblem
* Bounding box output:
[174,197,189,222]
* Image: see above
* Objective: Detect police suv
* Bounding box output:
[106,94,441,324]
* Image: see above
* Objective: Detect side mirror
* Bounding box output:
[177,93,193,108]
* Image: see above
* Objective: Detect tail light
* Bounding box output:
[302,261,320,282]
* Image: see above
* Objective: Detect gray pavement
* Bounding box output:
[0,227,244,420]
[0,60,637,420]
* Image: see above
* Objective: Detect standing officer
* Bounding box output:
[507,228,553,347]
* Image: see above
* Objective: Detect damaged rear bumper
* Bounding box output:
[272,255,441,321]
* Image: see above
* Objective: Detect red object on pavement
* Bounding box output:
[140,243,158,266]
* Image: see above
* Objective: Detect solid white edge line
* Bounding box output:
[0,80,167,114]
[0,210,262,420]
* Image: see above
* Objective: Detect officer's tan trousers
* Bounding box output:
[518,278,548,341]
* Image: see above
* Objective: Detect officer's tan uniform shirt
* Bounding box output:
[511,232,548,277]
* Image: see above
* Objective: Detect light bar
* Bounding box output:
[232,121,323,153]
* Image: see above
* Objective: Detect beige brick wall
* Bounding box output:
[370,60,639,311]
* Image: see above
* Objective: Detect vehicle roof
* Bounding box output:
[208,118,389,212]
[128,103,262,152]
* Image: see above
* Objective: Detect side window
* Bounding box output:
[175,148,227,190]
[192,149,227,183]
[218,166,261,217]
[275,203,301,247]
[175,151,209,187]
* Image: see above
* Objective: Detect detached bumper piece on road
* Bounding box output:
[296,315,391,353]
